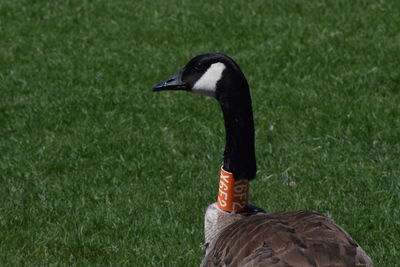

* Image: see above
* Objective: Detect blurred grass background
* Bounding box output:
[1,0,399,265]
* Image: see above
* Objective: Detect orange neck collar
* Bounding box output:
[217,168,249,212]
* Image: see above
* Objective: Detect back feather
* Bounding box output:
[201,210,373,267]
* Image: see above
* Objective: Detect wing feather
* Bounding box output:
[202,211,373,267]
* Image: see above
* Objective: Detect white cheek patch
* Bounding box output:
[193,62,226,97]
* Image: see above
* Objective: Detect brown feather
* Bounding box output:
[202,210,373,267]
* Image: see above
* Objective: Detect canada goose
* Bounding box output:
[153,53,374,266]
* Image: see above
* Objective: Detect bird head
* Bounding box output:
[153,53,249,101]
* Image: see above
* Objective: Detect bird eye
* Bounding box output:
[194,62,203,71]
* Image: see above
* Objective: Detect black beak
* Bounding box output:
[152,69,189,92]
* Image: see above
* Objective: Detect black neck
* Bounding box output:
[219,92,256,180]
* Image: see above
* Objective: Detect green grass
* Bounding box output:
[1,0,399,265]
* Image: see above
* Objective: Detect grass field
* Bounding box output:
[1,0,399,265]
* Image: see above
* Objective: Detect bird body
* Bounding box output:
[153,53,374,266]
[202,206,372,267]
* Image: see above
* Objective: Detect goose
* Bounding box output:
[153,53,374,266]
